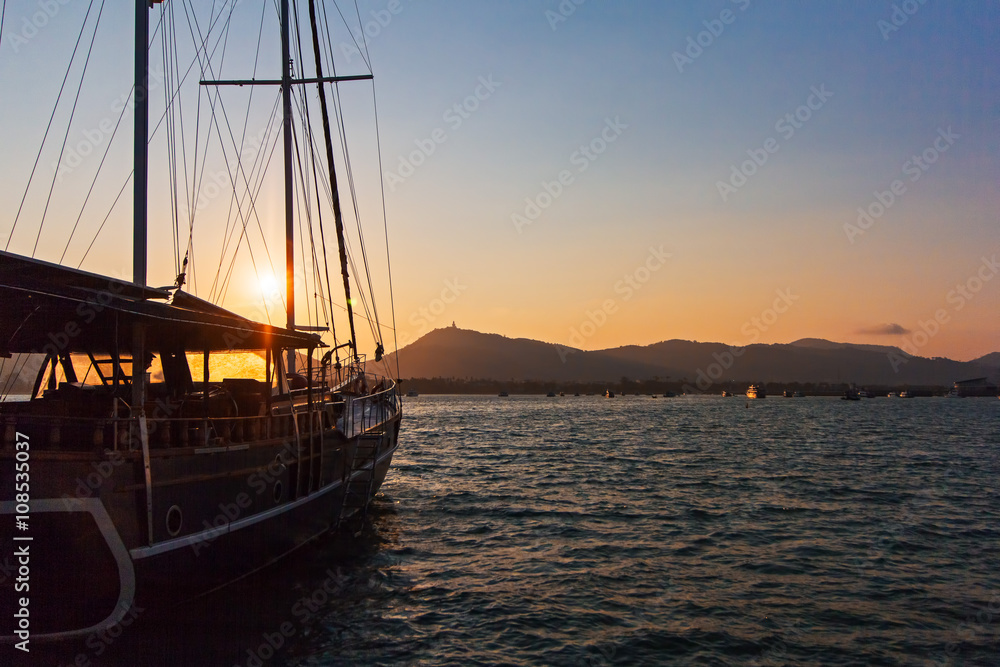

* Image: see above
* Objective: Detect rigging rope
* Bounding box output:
[327,1,395,375]
[213,94,284,309]
[334,0,397,377]
[78,172,132,266]
[32,0,107,258]
[59,87,131,264]
[371,85,401,380]
[181,0,280,317]
[74,5,230,274]
[162,4,181,276]
[0,0,6,53]
[202,0,265,296]
[306,0,358,355]
[5,0,98,252]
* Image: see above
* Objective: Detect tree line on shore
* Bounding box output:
[398,377,950,397]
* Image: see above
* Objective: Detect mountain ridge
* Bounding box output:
[385,327,1000,388]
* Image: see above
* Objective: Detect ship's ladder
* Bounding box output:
[337,427,382,535]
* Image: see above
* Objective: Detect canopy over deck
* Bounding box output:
[0,250,323,355]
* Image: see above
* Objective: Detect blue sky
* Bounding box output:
[1,1,998,359]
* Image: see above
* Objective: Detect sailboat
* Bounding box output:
[0,1,401,641]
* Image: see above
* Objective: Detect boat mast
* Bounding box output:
[134,0,149,286]
[281,0,296,374]
[306,0,358,362]
[134,0,155,546]
[198,5,372,374]
[133,0,149,404]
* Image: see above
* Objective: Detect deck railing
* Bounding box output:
[1,374,400,452]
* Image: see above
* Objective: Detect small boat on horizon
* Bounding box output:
[746,384,766,399]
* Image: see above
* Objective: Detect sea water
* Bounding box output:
[32,395,1000,665]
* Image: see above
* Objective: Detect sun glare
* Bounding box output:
[259,273,280,301]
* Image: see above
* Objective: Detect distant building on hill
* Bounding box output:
[951,377,998,397]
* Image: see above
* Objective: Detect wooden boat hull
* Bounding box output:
[0,414,400,640]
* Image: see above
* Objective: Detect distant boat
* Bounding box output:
[722,390,733,397]
[663,391,677,397]
[887,392,900,398]
[842,388,860,401]
[783,390,793,398]
[546,391,556,397]
[498,391,509,397]
[858,388,875,398]
[950,377,999,397]
[793,391,805,397]
[900,390,914,398]
[406,390,419,397]
[746,384,766,399]
[605,390,616,398]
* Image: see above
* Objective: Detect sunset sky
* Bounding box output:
[1,1,998,361]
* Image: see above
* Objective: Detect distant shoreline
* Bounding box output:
[398,378,954,397]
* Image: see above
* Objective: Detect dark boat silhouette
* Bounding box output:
[0,1,401,641]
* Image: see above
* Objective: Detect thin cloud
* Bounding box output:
[857,323,911,335]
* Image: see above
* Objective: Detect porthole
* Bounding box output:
[166,505,183,537]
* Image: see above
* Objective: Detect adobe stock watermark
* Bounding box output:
[511,116,628,234]
[750,617,807,666]
[189,441,302,556]
[877,0,928,41]
[384,75,501,192]
[57,602,145,667]
[545,0,586,31]
[53,64,167,183]
[683,287,799,393]
[673,0,752,73]
[887,254,998,372]
[556,245,670,362]
[237,567,354,667]
[843,126,958,244]
[4,0,74,54]
[717,84,833,202]
[937,592,1000,664]
[195,118,282,212]
[397,278,468,348]
[337,0,411,64]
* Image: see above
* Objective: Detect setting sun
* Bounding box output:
[258,272,280,302]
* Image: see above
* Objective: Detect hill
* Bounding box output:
[386,327,1000,389]
[384,327,666,383]
[970,351,1000,369]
